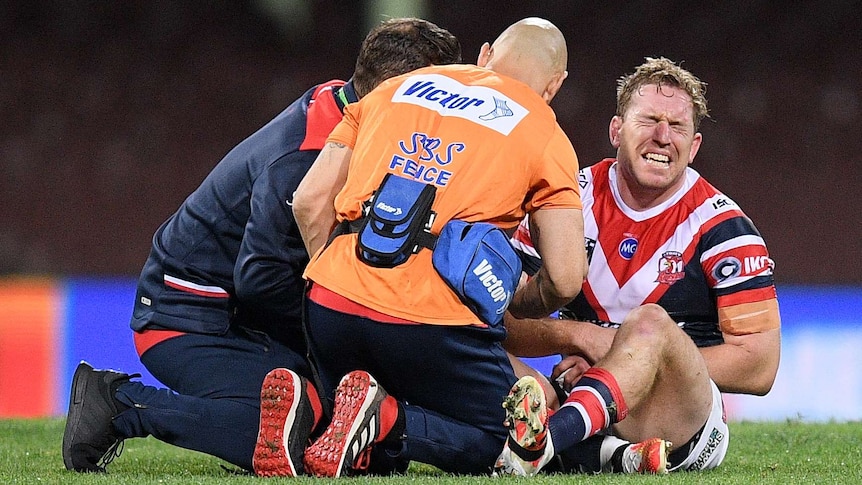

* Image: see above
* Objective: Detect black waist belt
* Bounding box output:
[326,217,437,252]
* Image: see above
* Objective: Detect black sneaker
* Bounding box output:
[62,361,138,472]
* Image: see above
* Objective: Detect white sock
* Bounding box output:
[598,434,630,473]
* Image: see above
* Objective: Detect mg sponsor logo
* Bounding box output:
[618,236,638,260]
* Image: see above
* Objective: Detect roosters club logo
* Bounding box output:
[656,251,685,284]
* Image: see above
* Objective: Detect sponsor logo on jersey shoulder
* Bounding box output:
[618,235,638,260]
[584,237,596,264]
[743,255,773,275]
[709,195,737,211]
[656,251,685,284]
[578,170,589,189]
[392,74,529,135]
[712,256,741,282]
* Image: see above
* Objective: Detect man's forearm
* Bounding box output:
[502,314,561,357]
[699,327,781,395]
[507,269,580,319]
[293,201,336,258]
[293,142,352,257]
[503,314,615,363]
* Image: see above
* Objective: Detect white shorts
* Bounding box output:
[670,379,729,471]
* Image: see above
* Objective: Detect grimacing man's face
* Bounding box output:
[609,83,702,207]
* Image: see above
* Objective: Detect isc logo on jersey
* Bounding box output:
[392,74,529,135]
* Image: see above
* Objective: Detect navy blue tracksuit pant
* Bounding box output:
[305,298,518,475]
[110,326,310,470]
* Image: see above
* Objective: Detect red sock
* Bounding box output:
[562,367,628,433]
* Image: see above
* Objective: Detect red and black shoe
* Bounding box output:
[252,368,322,477]
[303,370,400,477]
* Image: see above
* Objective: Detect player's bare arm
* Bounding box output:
[503,313,614,363]
[293,141,352,257]
[699,297,781,395]
[508,208,586,318]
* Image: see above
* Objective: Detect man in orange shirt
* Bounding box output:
[287,18,585,476]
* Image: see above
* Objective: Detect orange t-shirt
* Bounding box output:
[304,64,581,325]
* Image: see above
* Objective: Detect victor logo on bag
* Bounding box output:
[343,174,521,325]
[376,201,403,216]
[472,259,509,304]
[433,220,522,326]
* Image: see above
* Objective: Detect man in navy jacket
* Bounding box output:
[62,17,461,474]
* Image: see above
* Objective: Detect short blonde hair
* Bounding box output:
[616,57,709,130]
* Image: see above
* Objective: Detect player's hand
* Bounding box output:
[551,354,591,393]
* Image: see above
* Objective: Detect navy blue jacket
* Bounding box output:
[131,80,358,348]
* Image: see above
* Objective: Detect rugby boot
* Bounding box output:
[492,375,555,476]
[622,437,671,474]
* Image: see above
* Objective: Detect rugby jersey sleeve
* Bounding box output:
[510,216,542,276]
[699,212,779,334]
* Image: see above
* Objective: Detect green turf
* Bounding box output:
[1,418,860,484]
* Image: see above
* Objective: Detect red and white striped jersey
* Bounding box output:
[512,158,777,347]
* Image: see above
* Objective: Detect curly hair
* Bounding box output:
[616,57,709,130]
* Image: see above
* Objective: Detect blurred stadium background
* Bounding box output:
[1,1,860,420]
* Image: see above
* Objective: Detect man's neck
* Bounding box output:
[613,166,683,212]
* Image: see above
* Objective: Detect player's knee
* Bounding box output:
[621,304,677,341]
[626,303,672,326]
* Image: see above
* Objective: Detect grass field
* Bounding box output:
[1,418,860,484]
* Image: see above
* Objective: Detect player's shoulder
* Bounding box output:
[578,158,614,190]
[685,170,768,248]
[684,168,747,216]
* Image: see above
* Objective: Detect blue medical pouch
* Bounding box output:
[357,173,437,267]
[432,220,522,326]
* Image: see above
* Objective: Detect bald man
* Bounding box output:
[270,18,584,477]
[476,17,568,103]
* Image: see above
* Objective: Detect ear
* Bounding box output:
[688,132,703,164]
[609,116,623,148]
[477,42,492,67]
[542,70,568,104]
